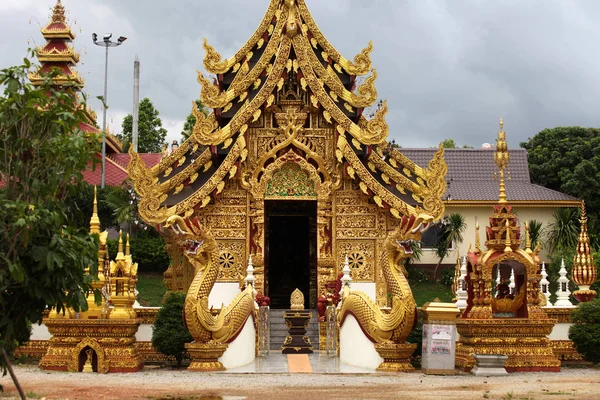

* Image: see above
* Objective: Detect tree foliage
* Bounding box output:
[521,127,600,243]
[120,97,168,153]
[181,100,209,143]
[152,292,193,367]
[0,59,100,371]
[440,139,473,149]
[569,299,600,364]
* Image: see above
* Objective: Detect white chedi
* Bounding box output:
[554,258,574,307]
[495,266,501,297]
[509,268,516,295]
[338,254,353,307]
[539,262,552,307]
[455,255,468,309]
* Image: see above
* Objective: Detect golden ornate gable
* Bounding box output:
[128,0,447,226]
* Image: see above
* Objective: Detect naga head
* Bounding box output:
[164,215,212,255]
[388,213,434,257]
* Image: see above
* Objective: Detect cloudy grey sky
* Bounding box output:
[2,0,600,149]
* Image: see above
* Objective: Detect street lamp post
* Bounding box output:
[93,33,127,188]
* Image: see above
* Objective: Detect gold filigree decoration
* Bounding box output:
[265,162,317,198]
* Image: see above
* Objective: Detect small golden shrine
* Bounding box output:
[128,0,447,350]
[39,189,142,373]
[455,121,560,372]
[572,202,598,302]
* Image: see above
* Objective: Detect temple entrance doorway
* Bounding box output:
[265,200,317,309]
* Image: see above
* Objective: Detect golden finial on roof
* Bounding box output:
[572,201,597,301]
[125,233,131,256]
[524,221,532,254]
[495,118,510,204]
[51,0,67,23]
[89,185,101,235]
[475,220,481,253]
[504,219,513,253]
[117,230,124,258]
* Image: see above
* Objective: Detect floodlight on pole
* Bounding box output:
[93,32,127,188]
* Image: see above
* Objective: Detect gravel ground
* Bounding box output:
[1,365,600,400]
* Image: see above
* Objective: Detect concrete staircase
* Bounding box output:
[269,309,320,351]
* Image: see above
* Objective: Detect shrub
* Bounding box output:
[406,311,423,367]
[152,292,193,367]
[406,266,428,283]
[569,299,600,364]
[107,236,169,274]
[440,268,455,287]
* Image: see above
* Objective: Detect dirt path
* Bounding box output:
[1,365,599,400]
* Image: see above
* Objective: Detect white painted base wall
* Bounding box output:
[136,324,153,342]
[549,322,573,341]
[340,314,382,370]
[209,283,241,308]
[351,283,377,302]
[219,316,255,369]
[31,323,51,340]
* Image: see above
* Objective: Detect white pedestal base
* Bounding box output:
[219,316,255,369]
[340,314,382,370]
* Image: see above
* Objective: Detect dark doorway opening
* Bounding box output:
[265,200,317,309]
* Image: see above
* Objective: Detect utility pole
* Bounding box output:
[132,56,140,152]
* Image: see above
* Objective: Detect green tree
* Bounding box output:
[120,98,168,153]
[0,59,100,390]
[181,100,209,143]
[152,292,193,368]
[521,127,600,235]
[434,213,467,280]
[442,138,456,148]
[569,299,600,364]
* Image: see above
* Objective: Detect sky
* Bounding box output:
[2,0,600,149]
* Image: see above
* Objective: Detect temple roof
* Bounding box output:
[128,0,447,224]
[400,148,578,205]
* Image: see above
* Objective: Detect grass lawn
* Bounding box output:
[137,273,166,307]
[135,274,453,308]
[410,281,454,307]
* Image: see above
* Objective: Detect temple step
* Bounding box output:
[268,309,320,351]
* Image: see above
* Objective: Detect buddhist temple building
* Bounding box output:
[129,0,448,315]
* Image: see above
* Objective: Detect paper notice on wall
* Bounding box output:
[431,324,452,340]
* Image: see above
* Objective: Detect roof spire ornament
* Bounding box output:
[89,186,101,235]
[29,0,83,87]
[504,219,513,253]
[524,221,532,254]
[475,220,481,253]
[572,201,598,302]
[495,118,510,204]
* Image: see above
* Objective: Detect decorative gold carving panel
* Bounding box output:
[265,162,317,198]
[217,240,246,282]
[337,240,375,282]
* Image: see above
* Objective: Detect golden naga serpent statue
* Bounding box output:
[338,214,432,344]
[164,215,255,344]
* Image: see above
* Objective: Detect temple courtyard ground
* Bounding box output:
[1,364,599,400]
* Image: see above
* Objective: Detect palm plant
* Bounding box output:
[434,213,467,281]
[102,184,138,234]
[527,219,545,250]
[547,208,580,253]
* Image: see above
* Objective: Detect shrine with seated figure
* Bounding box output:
[455,121,560,372]
[491,262,527,318]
